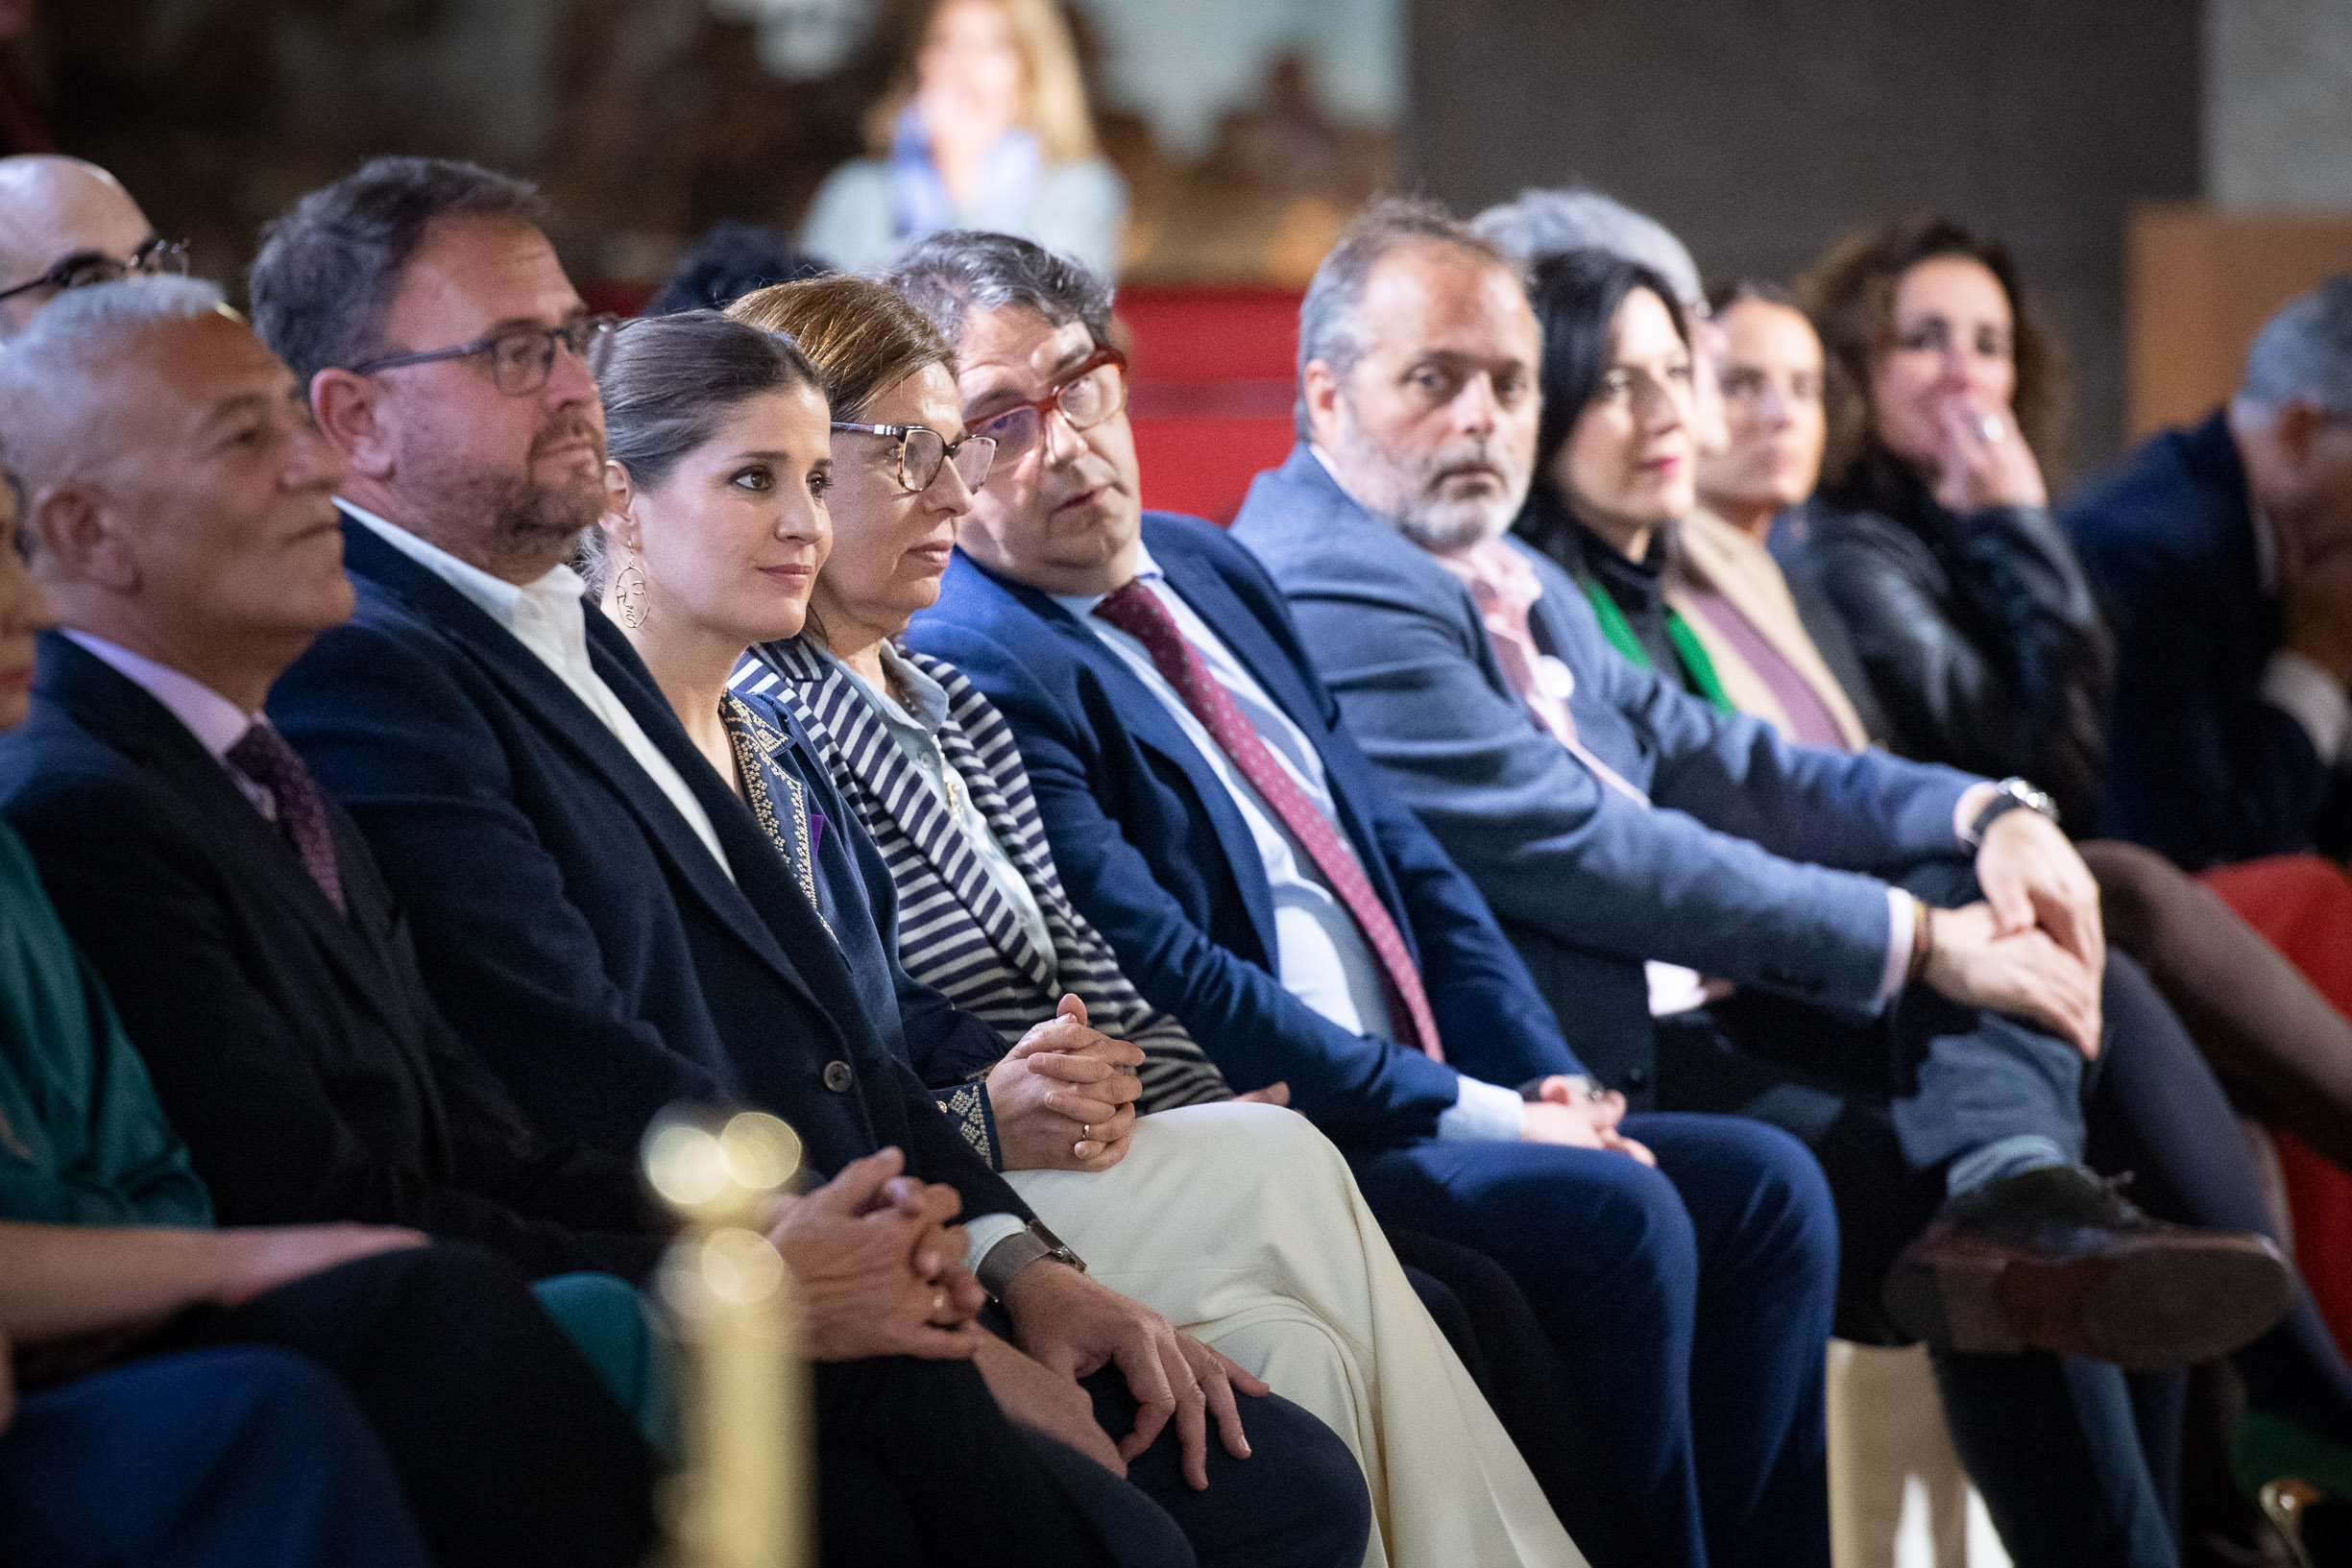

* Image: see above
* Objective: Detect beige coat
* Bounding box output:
[1664,507,1873,752]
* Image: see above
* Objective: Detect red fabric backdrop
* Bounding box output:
[2200,855,2352,1359]
[588,279,1305,527]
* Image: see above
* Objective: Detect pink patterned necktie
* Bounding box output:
[1435,539,1651,807]
[227,722,347,915]
[1092,579,1443,1061]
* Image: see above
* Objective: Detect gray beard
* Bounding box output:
[1327,404,1526,557]
[1392,502,1511,555]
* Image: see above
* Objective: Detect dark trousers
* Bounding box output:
[1386,1228,1649,1564]
[1675,918,2352,1568]
[815,1355,1167,1568]
[0,1346,432,1568]
[2084,837,2352,1175]
[133,1243,660,1568]
[1073,1368,1370,1568]
[1356,1112,1839,1568]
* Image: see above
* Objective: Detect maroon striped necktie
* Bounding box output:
[1092,579,1443,1061]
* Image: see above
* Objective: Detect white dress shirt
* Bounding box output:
[61,630,279,821]
[1057,543,1526,1141]
[344,503,734,880]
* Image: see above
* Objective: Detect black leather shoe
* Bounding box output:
[1883,1164,2292,1369]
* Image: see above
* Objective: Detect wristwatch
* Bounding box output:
[977,1219,1086,1300]
[1961,777,2059,851]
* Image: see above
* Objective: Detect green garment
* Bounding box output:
[0,820,209,1227]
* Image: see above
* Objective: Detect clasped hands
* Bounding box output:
[1924,804,2106,1059]
[987,995,1288,1173]
[773,1141,1262,1487]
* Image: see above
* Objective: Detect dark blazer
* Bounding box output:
[2062,407,2352,869]
[906,511,1579,1151]
[0,634,663,1281]
[264,514,1029,1227]
[1802,451,2113,834]
[1230,446,1978,1097]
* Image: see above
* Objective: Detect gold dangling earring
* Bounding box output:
[614,559,650,631]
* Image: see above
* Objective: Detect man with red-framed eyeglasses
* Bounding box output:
[0,156,186,337]
[893,226,1845,1568]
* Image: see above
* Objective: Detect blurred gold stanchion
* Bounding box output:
[643,1107,812,1568]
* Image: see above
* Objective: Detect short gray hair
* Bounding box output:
[0,276,232,488]
[885,229,1113,354]
[2241,276,2352,415]
[1295,195,1516,439]
[248,157,547,388]
[1469,186,1702,307]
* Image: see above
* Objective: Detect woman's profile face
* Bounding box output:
[1868,253,2018,471]
[811,362,978,648]
[917,0,1025,140]
[1697,297,1827,515]
[608,384,834,649]
[1551,286,1695,550]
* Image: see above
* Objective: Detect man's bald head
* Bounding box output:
[0,157,155,336]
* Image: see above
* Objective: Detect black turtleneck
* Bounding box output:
[1515,489,1691,691]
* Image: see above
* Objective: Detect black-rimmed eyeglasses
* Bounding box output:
[0,236,189,302]
[345,314,621,398]
[964,344,1128,464]
[832,421,996,493]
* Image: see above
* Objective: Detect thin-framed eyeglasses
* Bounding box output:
[964,344,1128,464]
[344,314,621,398]
[0,236,189,302]
[831,421,996,494]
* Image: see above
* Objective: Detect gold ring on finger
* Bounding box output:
[1081,1123,1092,1141]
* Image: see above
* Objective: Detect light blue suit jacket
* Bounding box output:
[1232,446,1981,1098]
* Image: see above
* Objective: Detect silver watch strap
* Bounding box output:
[977,1221,1085,1299]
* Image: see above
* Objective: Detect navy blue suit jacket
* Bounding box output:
[1232,447,1979,1094]
[906,512,1580,1151]
[2061,407,2347,869]
[0,635,663,1281]
[267,514,1028,1226]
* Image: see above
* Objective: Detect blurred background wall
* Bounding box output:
[10,0,2352,487]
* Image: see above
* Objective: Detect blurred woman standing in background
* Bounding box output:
[799,0,1128,277]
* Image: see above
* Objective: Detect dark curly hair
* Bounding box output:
[1797,214,2068,489]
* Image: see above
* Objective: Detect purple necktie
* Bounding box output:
[227,723,346,915]
[1093,579,1443,1061]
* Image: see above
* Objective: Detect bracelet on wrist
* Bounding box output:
[1906,894,1935,986]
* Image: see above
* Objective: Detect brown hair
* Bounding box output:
[729,274,957,422]
[578,308,823,592]
[861,0,1099,164]
[1797,214,2068,489]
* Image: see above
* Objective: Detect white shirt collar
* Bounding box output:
[60,629,259,762]
[341,499,583,629]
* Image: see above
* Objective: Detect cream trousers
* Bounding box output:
[1007,1100,1587,1568]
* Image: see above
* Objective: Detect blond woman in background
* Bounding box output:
[799,0,1128,277]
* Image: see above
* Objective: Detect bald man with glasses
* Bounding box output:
[0,156,184,335]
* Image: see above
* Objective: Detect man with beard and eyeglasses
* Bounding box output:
[249,157,1371,1568]
[1229,198,2351,1568]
